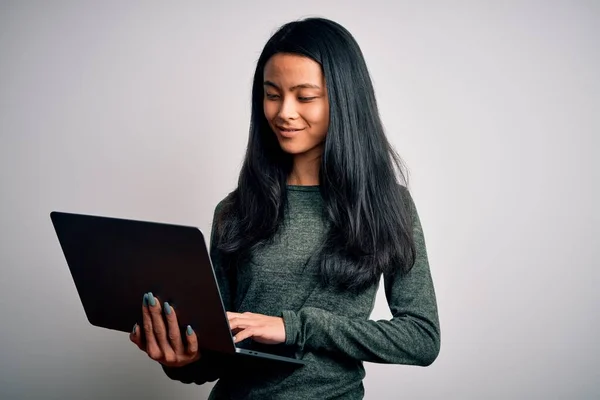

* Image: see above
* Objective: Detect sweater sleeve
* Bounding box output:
[281,190,441,366]
[161,200,233,384]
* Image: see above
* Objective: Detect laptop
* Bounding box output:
[50,211,305,366]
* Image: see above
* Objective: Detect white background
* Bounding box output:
[0,1,598,398]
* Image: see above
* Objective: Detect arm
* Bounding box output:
[162,201,234,383]
[281,190,441,366]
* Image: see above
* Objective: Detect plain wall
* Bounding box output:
[0,1,598,399]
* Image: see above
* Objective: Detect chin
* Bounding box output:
[277,138,325,156]
[278,145,306,155]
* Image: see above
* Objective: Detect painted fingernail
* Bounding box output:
[143,294,148,306]
[132,323,137,334]
[148,292,156,307]
[186,325,193,336]
[164,302,172,315]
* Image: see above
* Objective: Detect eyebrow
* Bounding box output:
[263,81,321,90]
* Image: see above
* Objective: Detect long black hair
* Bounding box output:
[215,17,416,292]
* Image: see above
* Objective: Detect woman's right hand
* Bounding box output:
[130,292,201,368]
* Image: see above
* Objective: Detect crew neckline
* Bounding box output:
[286,184,320,192]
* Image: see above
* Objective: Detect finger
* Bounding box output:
[233,327,255,343]
[184,325,199,356]
[226,311,250,321]
[163,302,183,354]
[142,293,162,360]
[226,311,238,322]
[228,316,255,331]
[130,323,144,351]
[147,293,176,363]
[230,327,243,335]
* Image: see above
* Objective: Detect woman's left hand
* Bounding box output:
[226,312,286,345]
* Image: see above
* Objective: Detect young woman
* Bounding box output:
[131,17,440,399]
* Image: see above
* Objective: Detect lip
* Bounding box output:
[276,126,305,138]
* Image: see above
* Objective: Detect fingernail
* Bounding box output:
[233,336,237,342]
[164,302,172,315]
[132,323,137,334]
[143,294,148,306]
[186,325,193,336]
[148,292,156,307]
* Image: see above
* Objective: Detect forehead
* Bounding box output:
[263,53,323,83]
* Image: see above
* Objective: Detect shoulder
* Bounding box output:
[398,183,409,198]
[212,190,237,223]
[396,184,422,230]
[397,183,415,209]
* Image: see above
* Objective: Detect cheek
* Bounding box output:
[304,107,329,127]
[263,100,274,119]
[305,104,329,133]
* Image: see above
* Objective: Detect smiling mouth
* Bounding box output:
[277,127,304,132]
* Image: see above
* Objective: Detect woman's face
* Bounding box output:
[263,53,329,158]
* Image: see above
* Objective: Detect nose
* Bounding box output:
[277,96,299,121]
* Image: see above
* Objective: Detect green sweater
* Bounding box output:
[162,185,440,399]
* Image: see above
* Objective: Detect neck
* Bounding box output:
[287,148,322,186]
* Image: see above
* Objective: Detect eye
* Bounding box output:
[265,93,280,100]
[298,97,317,102]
